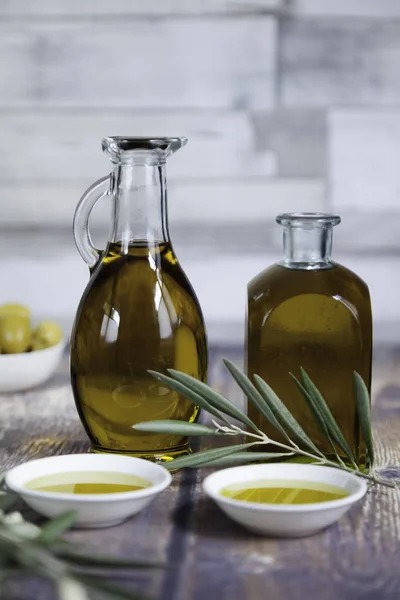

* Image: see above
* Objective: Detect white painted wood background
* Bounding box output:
[1,0,400,344]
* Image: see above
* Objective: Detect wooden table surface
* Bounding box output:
[1,347,400,600]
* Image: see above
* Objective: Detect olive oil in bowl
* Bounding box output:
[203,464,367,537]
[221,479,348,505]
[25,471,151,495]
[6,454,172,528]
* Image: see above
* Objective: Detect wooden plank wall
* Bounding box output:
[1,0,400,341]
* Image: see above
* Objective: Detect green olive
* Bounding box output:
[0,303,30,323]
[31,321,63,350]
[0,315,31,354]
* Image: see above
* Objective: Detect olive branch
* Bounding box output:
[0,485,160,599]
[133,359,395,488]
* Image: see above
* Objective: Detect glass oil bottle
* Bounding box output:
[246,213,372,467]
[71,137,207,461]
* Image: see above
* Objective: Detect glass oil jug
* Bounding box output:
[70,137,207,461]
[246,213,372,467]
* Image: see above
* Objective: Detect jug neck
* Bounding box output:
[277,213,341,270]
[102,136,187,253]
[110,162,169,251]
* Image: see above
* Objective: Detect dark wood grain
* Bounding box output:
[0,347,400,600]
[176,415,400,600]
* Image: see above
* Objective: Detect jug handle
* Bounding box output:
[73,174,112,270]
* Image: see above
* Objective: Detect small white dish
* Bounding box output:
[0,339,65,392]
[6,453,172,528]
[203,463,367,538]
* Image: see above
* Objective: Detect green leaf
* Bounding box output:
[0,492,18,513]
[282,455,320,465]
[353,372,374,467]
[290,373,347,466]
[222,359,291,441]
[36,511,77,545]
[148,371,228,424]
[59,550,163,570]
[164,443,257,470]
[133,420,220,436]
[290,374,329,438]
[167,369,257,431]
[76,575,149,600]
[57,577,90,600]
[253,374,322,455]
[300,368,356,466]
[199,451,291,467]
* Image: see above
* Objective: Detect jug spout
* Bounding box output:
[102,136,187,165]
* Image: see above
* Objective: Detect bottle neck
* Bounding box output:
[110,162,169,252]
[282,226,333,269]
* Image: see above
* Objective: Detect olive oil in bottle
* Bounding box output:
[71,138,207,461]
[246,214,372,466]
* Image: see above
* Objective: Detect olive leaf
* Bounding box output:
[163,443,257,470]
[253,374,322,456]
[148,370,229,425]
[133,420,221,436]
[289,373,345,465]
[199,452,292,467]
[167,369,257,431]
[59,551,163,571]
[222,359,291,442]
[37,511,77,545]
[353,372,374,467]
[75,575,150,600]
[57,577,90,600]
[300,368,357,468]
[0,493,18,513]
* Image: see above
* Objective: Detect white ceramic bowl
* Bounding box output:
[203,463,367,538]
[0,339,65,392]
[6,453,172,528]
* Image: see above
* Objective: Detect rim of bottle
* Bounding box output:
[276,212,341,228]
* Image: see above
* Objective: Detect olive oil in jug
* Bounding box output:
[71,138,207,461]
[246,213,372,466]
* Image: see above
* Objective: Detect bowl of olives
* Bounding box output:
[0,304,64,392]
